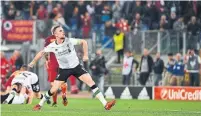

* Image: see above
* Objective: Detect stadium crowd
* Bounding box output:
[1,1,201,36]
[1,0,201,91]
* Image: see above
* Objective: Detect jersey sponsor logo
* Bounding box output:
[57,49,72,56]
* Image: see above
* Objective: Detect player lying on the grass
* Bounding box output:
[1,81,27,104]
[2,65,50,104]
[29,25,116,111]
[44,35,68,107]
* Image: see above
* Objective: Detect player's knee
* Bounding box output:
[61,83,67,88]
[34,92,41,99]
[84,75,96,87]
[51,84,60,93]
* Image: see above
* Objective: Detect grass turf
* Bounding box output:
[1,98,201,116]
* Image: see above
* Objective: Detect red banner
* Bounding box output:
[2,20,33,41]
[154,87,201,101]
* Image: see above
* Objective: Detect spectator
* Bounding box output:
[187,16,200,35]
[52,8,69,31]
[165,1,180,15]
[94,1,104,25]
[187,16,201,50]
[56,3,64,16]
[171,53,185,86]
[122,51,139,85]
[159,15,169,31]
[47,0,53,15]
[113,29,125,63]
[101,4,112,23]
[153,53,164,86]
[90,49,107,94]
[5,3,16,20]
[169,12,177,29]
[15,10,23,20]
[81,12,91,38]
[131,13,143,34]
[139,49,154,86]
[113,18,129,33]
[143,0,158,30]
[22,1,31,20]
[14,50,24,70]
[155,0,168,19]
[163,53,175,86]
[63,1,74,26]
[112,1,122,23]
[77,1,87,16]
[0,52,9,91]
[181,1,197,24]
[173,16,185,51]
[30,1,40,20]
[173,17,185,31]
[186,49,201,86]
[77,1,87,29]
[86,1,95,16]
[70,7,79,37]
[132,1,144,18]
[105,21,116,39]
[121,1,135,24]
[36,4,47,19]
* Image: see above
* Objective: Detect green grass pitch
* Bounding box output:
[1,98,201,116]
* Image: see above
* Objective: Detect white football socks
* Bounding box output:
[39,92,50,106]
[5,90,17,103]
[92,87,107,106]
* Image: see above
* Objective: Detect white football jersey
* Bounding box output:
[11,71,38,90]
[44,37,80,69]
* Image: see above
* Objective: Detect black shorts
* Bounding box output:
[31,79,40,93]
[56,64,88,82]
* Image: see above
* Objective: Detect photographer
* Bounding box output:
[90,50,107,94]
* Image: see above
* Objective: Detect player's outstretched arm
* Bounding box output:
[28,50,46,68]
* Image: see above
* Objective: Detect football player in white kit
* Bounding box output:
[29,25,116,111]
[2,65,46,104]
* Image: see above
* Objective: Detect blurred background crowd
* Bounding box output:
[1,1,201,37]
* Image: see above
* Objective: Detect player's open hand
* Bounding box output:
[83,55,88,62]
